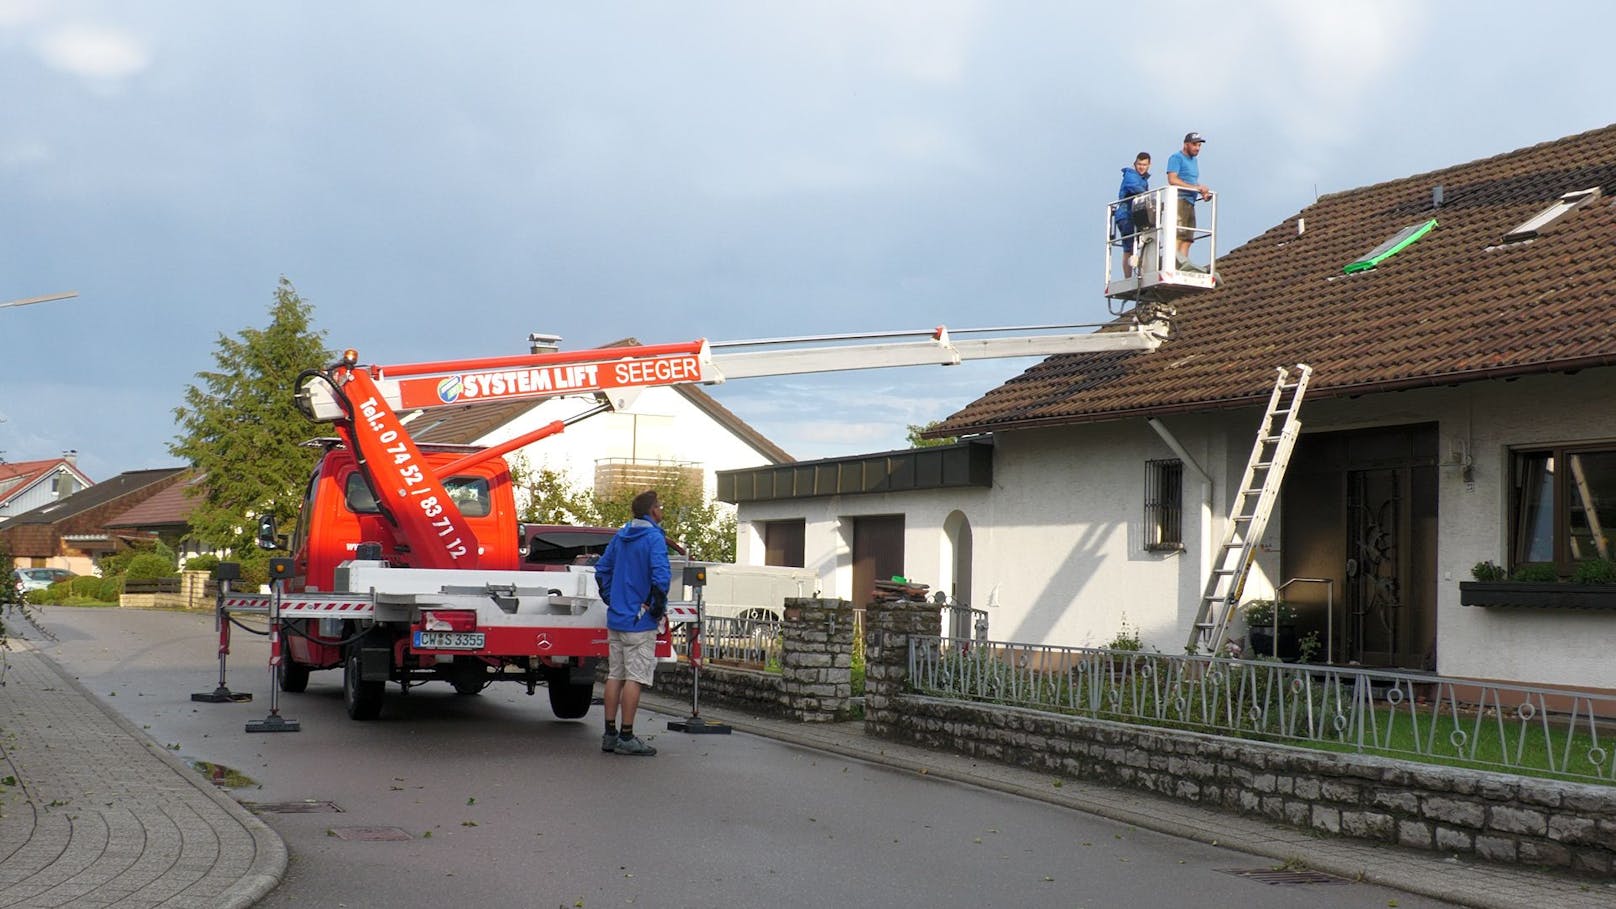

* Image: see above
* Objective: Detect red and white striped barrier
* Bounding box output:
[221,595,373,617]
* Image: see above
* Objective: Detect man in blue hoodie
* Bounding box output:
[594,489,671,756]
[1114,152,1151,277]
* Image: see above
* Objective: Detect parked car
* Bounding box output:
[13,567,76,593]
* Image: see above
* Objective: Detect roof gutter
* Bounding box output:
[941,353,1616,436]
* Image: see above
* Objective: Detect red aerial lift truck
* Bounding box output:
[233,316,1174,721]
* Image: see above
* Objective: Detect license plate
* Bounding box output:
[413,631,486,650]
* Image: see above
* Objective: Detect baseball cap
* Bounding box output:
[1184,132,1207,144]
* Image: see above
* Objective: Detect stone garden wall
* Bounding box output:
[858,598,1616,876]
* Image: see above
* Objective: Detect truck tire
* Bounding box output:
[547,676,594,719]
[278,660,310,693]
[548,682,593,719]
[450,657,489,696]
[343,648,384,720]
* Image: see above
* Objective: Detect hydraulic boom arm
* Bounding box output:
[296,315,1170,570]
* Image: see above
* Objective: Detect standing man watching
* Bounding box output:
[1167,131,1211,270]
[594,489,671,756]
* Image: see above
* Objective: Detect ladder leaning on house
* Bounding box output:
[1186,364,1313,654]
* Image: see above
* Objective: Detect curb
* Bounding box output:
[27,643,289,908]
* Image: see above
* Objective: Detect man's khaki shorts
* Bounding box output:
[607,629,658,686]
[1177,197,1197,242]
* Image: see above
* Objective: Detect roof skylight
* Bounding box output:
[1343,218,1438,274]
[1502,187,1602,243]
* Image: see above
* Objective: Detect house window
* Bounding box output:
[1144,459,1184,551]
[1511,446,1616,572]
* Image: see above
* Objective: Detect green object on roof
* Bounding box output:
[1343,218,1437,274]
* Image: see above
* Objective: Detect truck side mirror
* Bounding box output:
[256,514,283,551]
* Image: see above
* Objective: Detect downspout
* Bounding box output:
[1146,417,1212,496]
[1147,418,1215,608]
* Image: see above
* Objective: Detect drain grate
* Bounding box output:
[328,826,413,842]
[1223,868,1349,886]
[243,800,344,814]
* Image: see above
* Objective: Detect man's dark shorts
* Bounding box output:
[1114,218,1136,254]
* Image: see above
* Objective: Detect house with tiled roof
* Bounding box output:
[0,454,93,522]
[408,337,792,507]
[722,124,1616,691]
[0,467,189,575]
[102,470,213,561]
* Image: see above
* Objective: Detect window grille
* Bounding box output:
[1144,458,1184,551]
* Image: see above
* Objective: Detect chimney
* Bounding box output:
[1297,217,1305,236]
[528,333,562,355]
[1432,185,1445,209]
[62,449,78,465]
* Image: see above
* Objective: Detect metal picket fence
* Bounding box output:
[908,636,1616,784]
[671,614,782,669]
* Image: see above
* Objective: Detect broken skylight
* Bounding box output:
[1343,219,1438,274]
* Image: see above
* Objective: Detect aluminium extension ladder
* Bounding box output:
[1186,364,1312,654]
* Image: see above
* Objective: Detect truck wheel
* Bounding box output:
[278,660,310,693]
[451,657,490,696]
[547,679,594,719]
[343,649,384,720]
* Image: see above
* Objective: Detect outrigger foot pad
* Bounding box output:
[667,716,732,735]
[192,688,253,703]
[245,715,301,733]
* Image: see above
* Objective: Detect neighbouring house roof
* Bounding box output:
[104,470,204,530]
[0,467,187,528]
[0,457,93,507]
[409,338,794,464]
[936,123,1616,436]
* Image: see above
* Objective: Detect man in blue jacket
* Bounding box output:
[1114,152,1151,277]
[594,489,671,756]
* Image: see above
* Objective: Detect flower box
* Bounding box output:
[1459,581,1616,610]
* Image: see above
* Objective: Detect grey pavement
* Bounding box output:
[0,609,284,909]
[635,690,1616,909]
[1,601,1612,909]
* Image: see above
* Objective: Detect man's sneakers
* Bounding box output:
[602,731,618,753]
[612,734,657,756]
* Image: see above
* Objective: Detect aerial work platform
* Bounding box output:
[1105,185,1218,303]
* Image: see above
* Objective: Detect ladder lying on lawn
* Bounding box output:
[1186,364,1312,654]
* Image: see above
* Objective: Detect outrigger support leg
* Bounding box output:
[192,572,253,703]
[247,559,301,733]
[667,573,731,735]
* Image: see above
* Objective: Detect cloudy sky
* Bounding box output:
[1,1,1609,481]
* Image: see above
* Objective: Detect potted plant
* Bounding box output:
[1241,598,1300,661]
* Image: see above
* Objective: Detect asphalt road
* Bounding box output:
[28,605,1455,909]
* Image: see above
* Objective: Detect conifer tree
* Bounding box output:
[169,278,329,566]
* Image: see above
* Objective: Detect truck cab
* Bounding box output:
[288,443,521,593]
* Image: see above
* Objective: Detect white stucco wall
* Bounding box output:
[734,367,1616,690]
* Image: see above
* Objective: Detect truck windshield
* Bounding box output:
[344,473,491,518]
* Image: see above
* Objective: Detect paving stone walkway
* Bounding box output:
[0,626,284,909]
